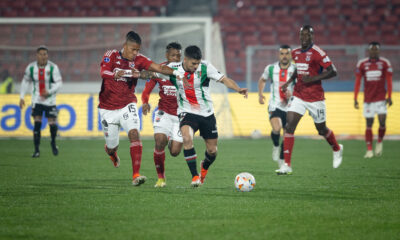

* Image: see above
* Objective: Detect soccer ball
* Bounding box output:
[234,172,256,192]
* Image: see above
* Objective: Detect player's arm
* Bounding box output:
[148,62,183,79]
[141,79,157,115]
[258,77,267,104]
[354,72,362,109]
[44,65,63,98]
[386,72,393,107]
[139,70,158,80]
[302,64,337,83]
[100,52,126,80]
[19,67,31,108]
[220,76,248,98]
[282,69,297,92]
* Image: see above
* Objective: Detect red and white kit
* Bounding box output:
[354,57,393,118]
[142,63,182,142]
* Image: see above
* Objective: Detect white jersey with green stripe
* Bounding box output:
[159,60,224,117]
[261,61,295,112]
[20,61,62,106]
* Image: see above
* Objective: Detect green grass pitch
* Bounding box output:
[1,138,399,240]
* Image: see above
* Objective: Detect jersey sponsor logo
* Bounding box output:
[129,62,135,68]
[116,61,120,65]
[366,70,382,81]
[296,63,309,72]
[322,56,331,63]
[162,86,177,96]
[104,57,110,63]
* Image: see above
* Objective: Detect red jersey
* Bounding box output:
[99,49,153,110]
[354,57,393,103]
[292,44,333,102]
[141,62,178,116]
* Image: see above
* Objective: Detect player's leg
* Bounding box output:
[310,100,342,168]
[31,104,43,157]
[122,103,146,186]
[180,113,200,187]
[153,133,168,187]
[46,105,59,156]
[365,117,374,158]
[270,115,282,162]
[375,114,386,156]
[99,109,121,168]
[168,115,183,157]
[198,114,219,184]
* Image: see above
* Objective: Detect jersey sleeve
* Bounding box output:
[261,65,271,81]
[385,60,393,99]
[100,51,115,80]
[141,78,157,104]
[20,65,31,99]
[136,55,153,71]
[318,53,333,69]
[206,62,224,82]
[48,64,63,95]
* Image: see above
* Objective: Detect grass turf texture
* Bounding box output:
[0,138,399,240]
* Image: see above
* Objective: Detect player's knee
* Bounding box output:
[170,149,181,157]
[34,121,42,132]
[128,129,140,141]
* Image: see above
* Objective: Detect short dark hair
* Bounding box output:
[166,42,182,51]
[369,41,380,47]
[36,45,48,53]
[126,31,142,45]
[184,45,202,60]
[300,25,314,34]
[280,44,291,50]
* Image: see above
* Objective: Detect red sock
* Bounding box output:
[324,129,340,151]
[154,149,165,179]
[378,127,386,143]
[366,128,373,150]
[130,141,142,178]
[283,133,294,167]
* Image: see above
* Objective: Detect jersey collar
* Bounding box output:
[119,49,135,62]
[369,57,380,63]
[301,43,313,53]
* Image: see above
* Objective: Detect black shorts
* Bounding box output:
[31,103,58,118]
[179,113,218,139]
[269,108,287,127]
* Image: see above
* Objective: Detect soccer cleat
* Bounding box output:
[200,161,208,184]
[272,146,280,162]
[132,175,147,186]
[51,142,59,156]
[32,151,40,158]
[375,142,383,156]
[104,144,120,168]
[333,144,343,168]
[364,150,374,159]
[275,163,292,175]
[154,178,166,188]
[191,175,201,187]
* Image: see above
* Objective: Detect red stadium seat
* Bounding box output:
[243,34,259,46]
[260,35,276,45]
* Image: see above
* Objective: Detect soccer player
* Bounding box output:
[278,25,343,175]
[99,31,185,186]
[354,42,393,158]
[258,44,295,168]
[157,45,248,187]
[141,42,183,188]
[19,45,62,158]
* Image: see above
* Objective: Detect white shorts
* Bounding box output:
[99,103,140,148]
[153,109,183,143]
[287,96,327,123]
[363,100,387,118]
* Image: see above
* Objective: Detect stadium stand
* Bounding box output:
[0,0,399,84]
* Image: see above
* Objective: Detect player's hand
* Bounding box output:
[386,98,393,107]
[114,70,125,79]
[142,103,151,115]
[19,99,25,109]
[281,82,289,92]
[258,94,265,104]
[238,88,248,98]
[131,68,140,78]
[354,100,359,109]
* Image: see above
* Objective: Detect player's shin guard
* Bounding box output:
[184,148,198,177]
[366,127,373,150]
[33,121,42,152]
[378,127,386,143]
[202,151,216,170]
[324,128,340,151]
[154,149,165,179]
[130,141,143,178]
[271,131,280,147]
[283,133,294,166]
[49,124,58,144]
